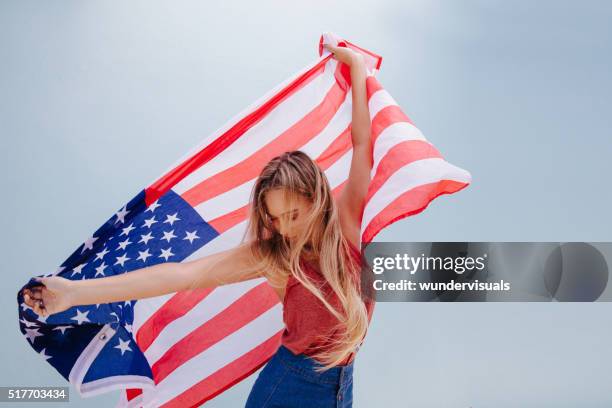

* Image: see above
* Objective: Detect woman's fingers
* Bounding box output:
[34,296,47,316]
[323,44,335,53]
[31,299,41,315]
[37,300,47,316]
[22,286,47,313]
[24,291,39,307]
[323,43,359,66]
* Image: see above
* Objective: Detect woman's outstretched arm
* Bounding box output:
[22,242,262,317]
[324,43,373,248]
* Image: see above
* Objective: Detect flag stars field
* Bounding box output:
[52,325,71,335]
[139,232,154,245]
[25,327,43,344]
[136,249,152,263]
[95,247,110,261]
[20,302,33,312]
[164,212,180,226]
[81,235,98,253]
[146,200,161,213]
[95,262,107,277]
[20,147,219,401]
[71,263,86,276]
[114,205,130,224]
[159,247,175,261]
[161,230,177,243]
[142,216,157,228]
[71,309,90,325]
[184,230,200,244]
[117,238,132,251]
[121,223,136,236]
[39,348,52,361]
[115,253,131,267]
[115,338,132,356]
[20,317,38,328]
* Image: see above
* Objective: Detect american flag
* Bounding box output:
[17,32,471,407]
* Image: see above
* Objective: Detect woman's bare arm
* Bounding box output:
[22,241,262,316]
[76,242,261,303]
[324,44,373,248]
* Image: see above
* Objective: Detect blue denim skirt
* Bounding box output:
[245,345,354,408]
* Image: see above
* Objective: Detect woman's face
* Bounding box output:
[264,189,313,241]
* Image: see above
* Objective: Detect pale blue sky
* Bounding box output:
[2,1,611,407]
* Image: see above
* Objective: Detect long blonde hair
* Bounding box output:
[239,150,369,371]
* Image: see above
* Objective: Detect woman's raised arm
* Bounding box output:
[22,241,263,317]
[324,43,373,248]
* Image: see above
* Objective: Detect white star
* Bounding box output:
[142,216,158,229]
[71,263,86,276]
[39,348,52,361]
[21,302,33,312]
[24,327,43,344]
[71,309,90,325]
[120,223,136,236]
[53,266,65,276]
[136,249,152,263]
[80,235,98,253]
[110,312,119,321]
[138,232,154,245]
[159,247,175,261]
[146,200,161,213]
[114,338,132,356]
[161,230,177,243]
[115,253,130,267]
[95,247,110,261]
[124,323,133,333]
[52,325,72,335]
[124,300,132,307]
[117,238,132,251]
[36,314,47,324]
[95,262,107,277]
[115,205,130,224]
[163,212,181,226]
[184,230,200,244]
[20,318,38,328]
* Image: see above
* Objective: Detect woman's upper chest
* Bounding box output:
[275,258,321,303]
[272,244,361,303]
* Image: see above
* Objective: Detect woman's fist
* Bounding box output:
[323,43,365,67]
[22,276,75,317]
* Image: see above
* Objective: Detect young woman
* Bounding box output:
[22,43,374,408]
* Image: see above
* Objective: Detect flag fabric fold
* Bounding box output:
[17,32,471,407]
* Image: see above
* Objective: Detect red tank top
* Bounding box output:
[280,240,375,365]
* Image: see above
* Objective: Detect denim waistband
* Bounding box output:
[275,345,354,386]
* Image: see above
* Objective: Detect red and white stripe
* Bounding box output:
[116,32,471,407]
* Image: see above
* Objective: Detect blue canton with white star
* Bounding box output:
[16,189,220,390]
